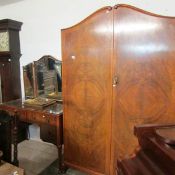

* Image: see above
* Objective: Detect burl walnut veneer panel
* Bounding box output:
[62,7,113,175]
[112,5,175,173]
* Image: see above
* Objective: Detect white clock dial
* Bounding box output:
[0,32,9,51]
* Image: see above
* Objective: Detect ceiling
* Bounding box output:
[0,0,24,6]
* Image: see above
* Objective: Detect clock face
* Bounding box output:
[0,31,9,51]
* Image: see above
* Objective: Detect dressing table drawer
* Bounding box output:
[25,110,57,126]
[40,113,57,126]
[26,110,36,123]
[18,110,27,121]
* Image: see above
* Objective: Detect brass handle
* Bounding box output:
[113,76,119,87]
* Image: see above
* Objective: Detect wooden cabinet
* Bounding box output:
[0,19,22,102]
[62,4,175,175]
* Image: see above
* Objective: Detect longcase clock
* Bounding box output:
[0,19,22,102]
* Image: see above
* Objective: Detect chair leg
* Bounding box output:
[13,112,19,166]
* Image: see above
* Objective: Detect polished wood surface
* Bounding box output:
[155,127,175,145]
[0,99,63,126]
[0,99,63,171]
[118,124,175,175]
[62,4,175,175]
[112,5,175,173]
[62,6,113,175]
[0,161,24,175]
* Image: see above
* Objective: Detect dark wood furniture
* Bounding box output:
[0,20,27,162]
[117,124,175,175]
[0,110,12,163]
[62,4,175,175]
[0,150,3,162]
[0,99,63,171]
[0,19,22,102]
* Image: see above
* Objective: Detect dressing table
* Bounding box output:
[0,99,63,171]
[0,55,63,172]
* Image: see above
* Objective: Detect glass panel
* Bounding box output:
[0,31,9,52]
[54,60,62,92]
[34,56,62,99]
[23,56,62,100]
[23,63,34,98]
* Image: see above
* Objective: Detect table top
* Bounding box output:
[0,99,63,116]
[0,161,24,175]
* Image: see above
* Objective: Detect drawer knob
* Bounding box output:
[43,115,46,118]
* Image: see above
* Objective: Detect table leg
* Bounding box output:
[13,112,19,166]
[57,116,65,174]
[57,144,63,173]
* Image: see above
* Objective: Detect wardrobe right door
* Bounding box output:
[112,5,175,174]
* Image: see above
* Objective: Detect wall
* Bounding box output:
[0,0,173,139]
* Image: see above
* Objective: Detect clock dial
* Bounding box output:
[0,32,9,51]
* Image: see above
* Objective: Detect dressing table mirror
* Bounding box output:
[23,63,35,99]
[23,55,62,103]
[34,55,62,99]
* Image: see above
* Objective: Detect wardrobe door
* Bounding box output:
[62,7,113,175]
[112,5,175,173]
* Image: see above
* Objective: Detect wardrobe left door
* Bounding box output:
[62,7,113,175]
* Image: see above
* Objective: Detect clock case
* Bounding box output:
[0,19,22,102]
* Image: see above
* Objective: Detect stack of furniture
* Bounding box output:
[62,4,175,175]
[117,124,175,175]
[0,22,63,170]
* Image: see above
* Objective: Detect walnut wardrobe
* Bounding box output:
[62,4,175,175]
